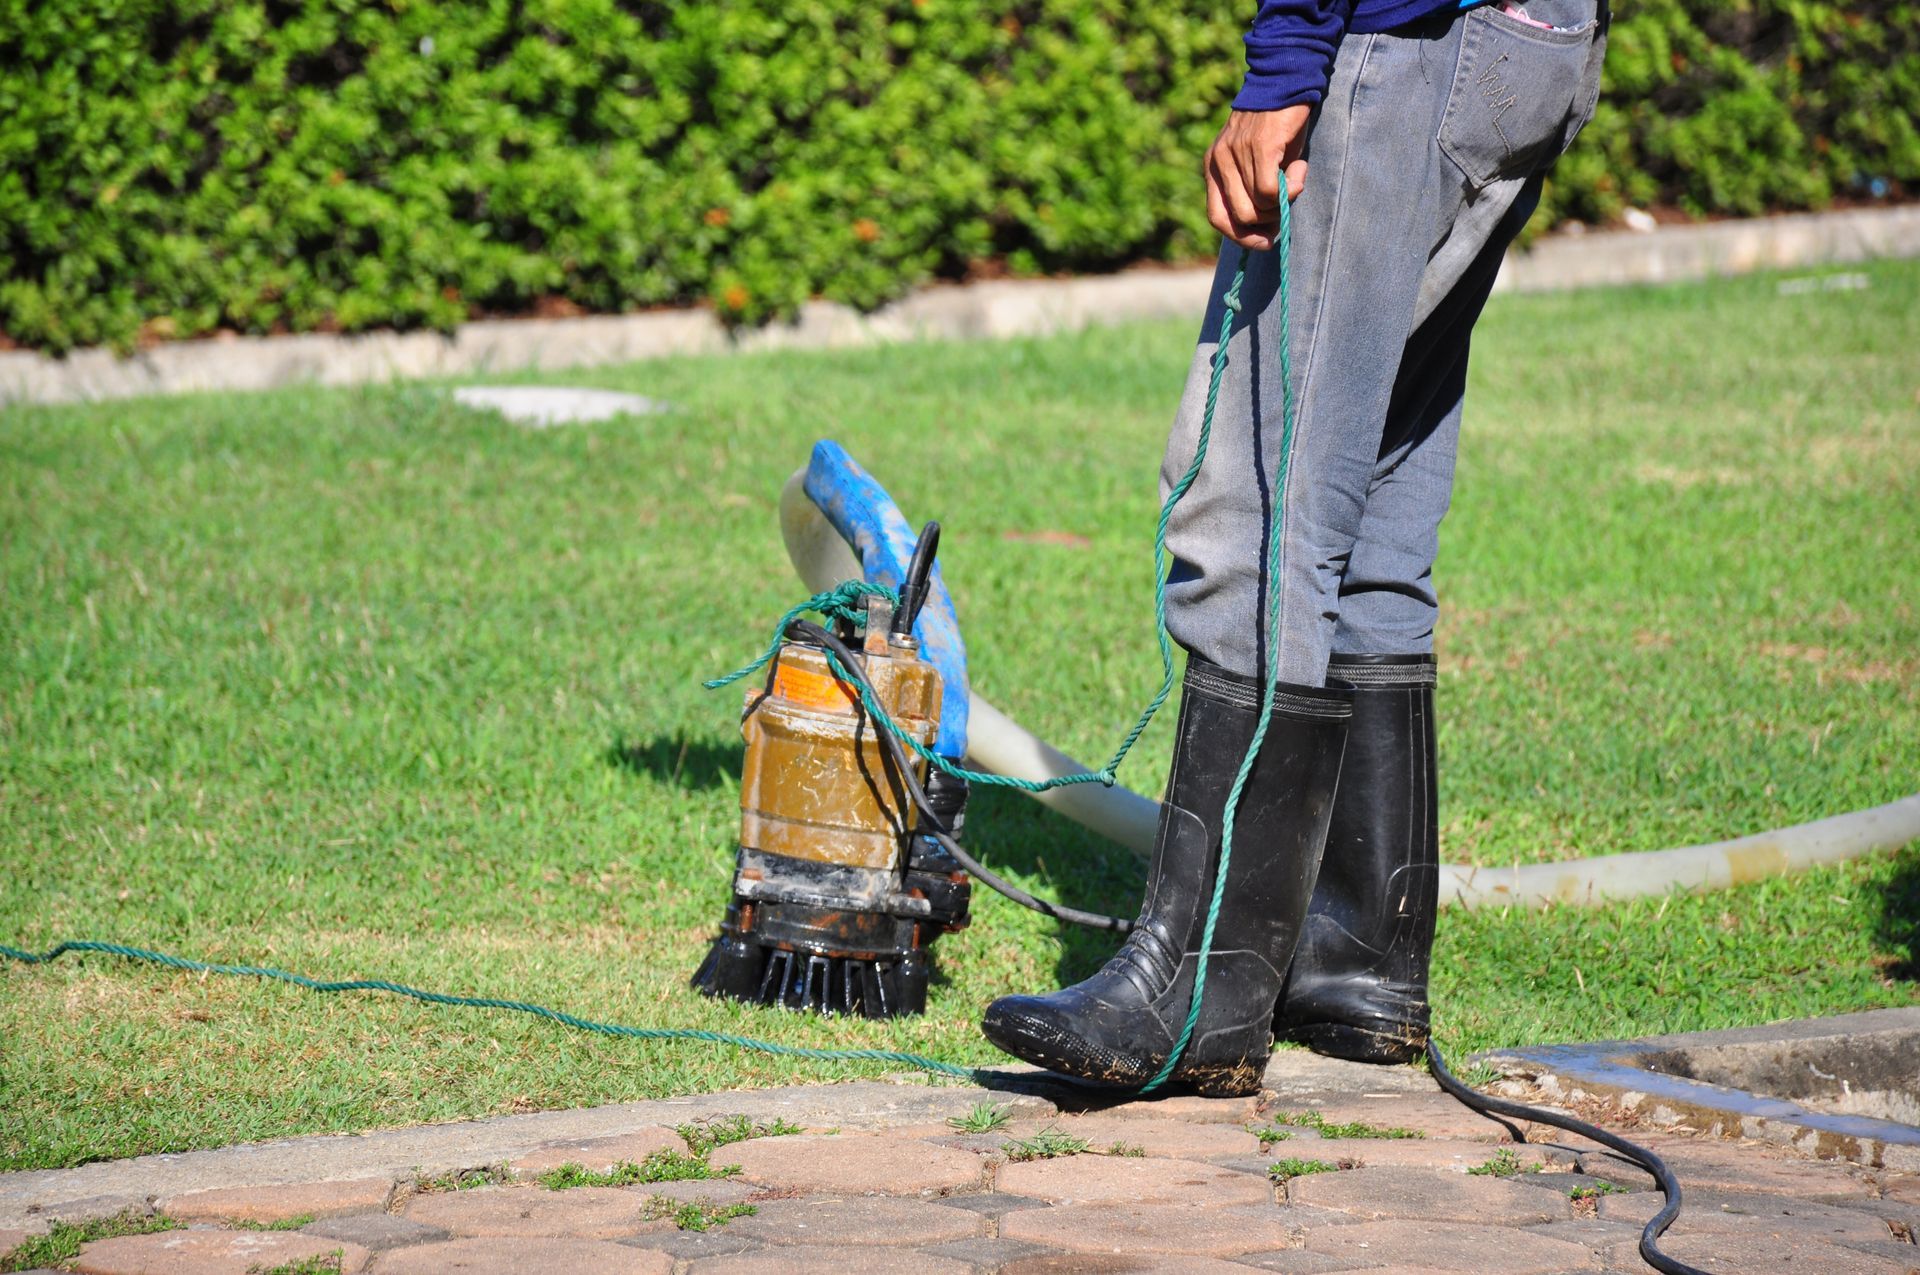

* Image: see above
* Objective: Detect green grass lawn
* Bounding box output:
[4,258,1916,1171]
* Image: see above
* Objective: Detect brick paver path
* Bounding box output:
[3,1057,1915,1275]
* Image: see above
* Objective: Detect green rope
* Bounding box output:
[703,580,901,692]
[0,940,986,1080]
[1146,203,1294,1090]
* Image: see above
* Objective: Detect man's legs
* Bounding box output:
[978,19,1465,1096]
[1160,17,1465,690]
[1335,177,1544,657]
[979,0,1608,1091]
[1279,0,1610,1062]
[1163,0,1606,686]
[1277,181,1541,1062]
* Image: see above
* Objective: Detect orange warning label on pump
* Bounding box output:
[773,661,859,714]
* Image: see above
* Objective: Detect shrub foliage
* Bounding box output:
[2,0,1913,351]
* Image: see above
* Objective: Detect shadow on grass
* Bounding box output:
[606,733,740,791]
[1873,844,1920,983]
[960,786,1145,990]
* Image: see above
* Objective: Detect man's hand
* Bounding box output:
[1205,105,1312,251]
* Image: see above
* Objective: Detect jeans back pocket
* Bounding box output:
[1437,1,1604,191]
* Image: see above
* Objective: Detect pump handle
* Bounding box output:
[894,521,941,639]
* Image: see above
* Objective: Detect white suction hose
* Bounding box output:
[778,469,1920,908]
[1437,794,1920,908]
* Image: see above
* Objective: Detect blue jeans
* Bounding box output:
[1162,0,1608,686]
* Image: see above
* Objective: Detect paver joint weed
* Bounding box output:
[248,1254,344,1275]
[1270,1158,1345,1184]
[643,1196,757,1231]
[1570,1179,1626,1217]
[1004,1126,1090,1161]
[538,1148,739,1190]
[1468,1147,1540,1178]
[0,1212,180,1273]
[1256,1111,1422,1142]
[676,1114,803,1155]
[948,1103,1014,1134]
[417,1165,513,1193]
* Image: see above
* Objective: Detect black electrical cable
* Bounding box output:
[1426,1041,1707,1275]
[786,617,1708,1275]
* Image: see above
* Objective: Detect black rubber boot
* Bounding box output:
[979,656,1351,1096]
[1274,654,1438,1064]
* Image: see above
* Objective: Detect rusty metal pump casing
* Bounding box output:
[693,589,973,1018]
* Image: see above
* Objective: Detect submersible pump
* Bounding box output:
[692,522,973,1018]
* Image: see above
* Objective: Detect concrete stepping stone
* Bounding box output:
[1000,1201,1298,1257]
[1271,1091,1515,1141]
[1270,1202,1376,1230]
[725,1195,983,1246]
[451,386,668,427]
[616,1228,762,1260]
[724,1132,986,1196]
[1263,1049,1442,1096]
[1804,1193,1920,1241]
[75,1230,373,1274]
[162,1176,396,1224]
[933,1191,1051,1220]
[1289,1164,1568,1225]
[1519,1214,1647,1250]
[402,1184,666,1239]
[1235,1248,1380,1272]
[919,1235,1059,1268]
[303,1213,449,1252]
[1602,1229,1919,1274]
[1068,1092,1264,1125]
[1003,1255,1280,1274]
[684,1245,975,1273]
[1301,1218,1594,1273]
[634,1177,760,1206]
[996,1155,1272,1206]
[372,1236,672,1273]
[1279,1136,1571,1173]
[1597,1187,1897,1243]
[14,1195,154,1228]
[1582,1133,1875,1198]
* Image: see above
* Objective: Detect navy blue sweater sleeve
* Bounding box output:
[1232,0,1354,111]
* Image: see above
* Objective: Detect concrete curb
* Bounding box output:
[0,1051,1430,1229]
[1483,1008,1920,1173]
[3,206,1915,408]
[0,1079,1058,1230]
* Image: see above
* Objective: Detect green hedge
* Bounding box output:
[2,0,1914,353]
